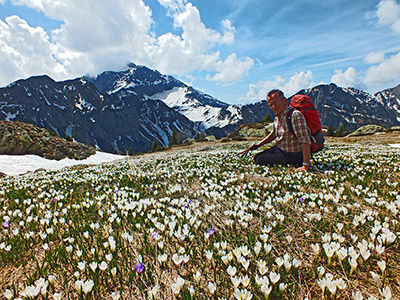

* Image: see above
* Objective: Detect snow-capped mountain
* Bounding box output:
[0,73,198,154]
[87,63,245,130]
[0,62,399,154]
[297,83,400,130]
[149,86,243,129]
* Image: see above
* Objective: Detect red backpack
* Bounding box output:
[286,94,324,153]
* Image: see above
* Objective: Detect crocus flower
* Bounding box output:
[134,263,144,274]
[206,228,215,236]
[4,289,12,300]
[82,280,94,295]
[208,282,216,294]
[2,221,9,229]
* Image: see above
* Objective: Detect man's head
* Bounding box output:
[267,89,287,115]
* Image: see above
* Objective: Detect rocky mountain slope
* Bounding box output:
[297,83,400,131]
[0,63,399,154]
[0,120,95,160]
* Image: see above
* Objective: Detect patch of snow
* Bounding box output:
[75,95,94,112]
[151,87,190,108]
[5,111,19,121]
[389,143,400,148]
[65,124,74,137]
[0,152,126,176]
[53,103,67,110]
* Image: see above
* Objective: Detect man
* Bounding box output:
[241,89,311,171]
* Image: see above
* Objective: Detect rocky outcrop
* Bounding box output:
[346,124,386,137]
[0,120,96,160]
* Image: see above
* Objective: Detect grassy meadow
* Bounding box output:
[1,135,399,300]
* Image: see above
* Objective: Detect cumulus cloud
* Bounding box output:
[0,15,67,85]
[0,0,252,87]
[331,67,361,88]
[364,52,385,64]
[244,71,314,101]
[206,54,254,83]
[364,52,400,86]
[375,0,400,35]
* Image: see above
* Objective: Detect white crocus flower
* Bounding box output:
[264,243,272,255]
[360,248,371,261]
[4,289,12,300]
[241,275,250,287]
[99,261,108,271]
[227,265,237,276]
[311,243,320,255]
[380,286,392,300]
[317,266,325,278]
[208,282,216,294]
[327,280,337,295]
[231,276,241,288]
[352,291,363,300]
[269,272,280,285]
[292,258,301,268]
[279,282,287,291]
[194,271,201,283]
[275,257,284,268]
[77,261,86,271]
[377,260,386,274]
[260,284,272,296]
[258,260,268,275]
[111,291,120,300]
[89,262,98,272]
[82,280,94,295]
[370,271,382,287]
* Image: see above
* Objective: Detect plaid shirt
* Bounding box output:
[274,106,311,153]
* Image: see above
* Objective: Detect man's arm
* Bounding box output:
[253,131,276,148]
[296,143,311,171]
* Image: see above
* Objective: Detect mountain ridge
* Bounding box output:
[0,63,399,154]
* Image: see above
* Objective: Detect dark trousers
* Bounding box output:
[254,146,303,167]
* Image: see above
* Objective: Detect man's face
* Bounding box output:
[267,92,287,115]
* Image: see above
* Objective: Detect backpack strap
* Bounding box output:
[286,107,296,136]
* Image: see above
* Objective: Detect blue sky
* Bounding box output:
[1,0,400,104]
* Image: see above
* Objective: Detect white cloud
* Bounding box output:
[206,54,254,83]
[364,51,400,86]
[244,71,314,101]
[0,15,67,85]
[158,0,187,11]
[331,67,360,88]
[0,0,251,86]
[365,52,385,64]
[375,0,400,34]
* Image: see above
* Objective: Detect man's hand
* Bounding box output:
[237,144,259,156]
[295,165,309,172]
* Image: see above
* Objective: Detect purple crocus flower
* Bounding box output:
[115,190,119,194]
[134,263,144,274]
[149,187,153,192]
[299,197,305,203]
[2,221,9,229]
[51,198,55,203]
[206,228,215,237]
[152,232,160,240]
[200,198,204,204]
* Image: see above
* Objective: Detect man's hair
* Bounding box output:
[267,89,285,99]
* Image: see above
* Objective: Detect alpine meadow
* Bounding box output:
[1,135,399,299]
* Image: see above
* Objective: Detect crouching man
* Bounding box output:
[241,89,311,172]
